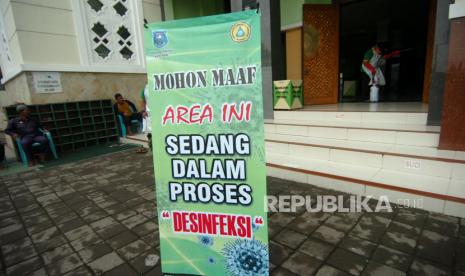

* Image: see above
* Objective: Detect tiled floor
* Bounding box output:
[0,149,464,275]
[299,102,429,113]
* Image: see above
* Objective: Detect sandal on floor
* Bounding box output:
[136,147,149,154]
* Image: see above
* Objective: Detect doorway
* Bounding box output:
[339,0,431,102]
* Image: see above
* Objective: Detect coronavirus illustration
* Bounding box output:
[198,235,214,247]
[222,239,269,276]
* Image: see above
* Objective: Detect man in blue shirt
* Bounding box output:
[5,104,49,166]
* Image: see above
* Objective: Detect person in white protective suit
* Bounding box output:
[361,43,400,102]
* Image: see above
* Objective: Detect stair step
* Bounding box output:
[266,119,440,133]
[266,153,465,217]
[274,110,428,125]
[265,133,464,162]
[265,122,440,147]
[266,137,465,179]
[120,134,149,148]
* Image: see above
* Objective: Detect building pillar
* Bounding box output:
[427,0,450,126]
[438,3,465,150]
[231,0,281,119]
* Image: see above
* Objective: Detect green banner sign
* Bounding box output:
[144,10,269,276]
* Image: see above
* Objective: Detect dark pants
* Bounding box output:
[0,143,5,163]
[360,73,371,101]
[21,135,49,161]
[123,113,142,128]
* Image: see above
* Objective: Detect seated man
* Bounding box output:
[113,93,142,135]
[5,104,50,166]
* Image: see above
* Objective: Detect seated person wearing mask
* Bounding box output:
[5,104,50,166]
[113,93,142,135]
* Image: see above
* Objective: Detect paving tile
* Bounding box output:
[144,265,164,276]
[132,221,158,237]
[97,222,128,240]
[456,238,465,272]
[424,214,459,238]
[387,221,421,237]
[57,217,85,233]
[339,235,376,258]
[379,230,417,255]
[63,225,93,240]
[88,251,125,274]
[113,210,138,221]
[36,193,61,207]
[409,258,450,276]
[324,212,361,232]
[62,265,92,276]
[269,241,293,266]
[107,230,139,250]
[287,213,321,235]
[22,214,51,228]
[121,214,149,229]
[90,216,118,232]
[46,253,83,275]
[269,212,298,228]
[315,265,351,276]
[350,214,390,243]
[102,263,138,276]
[116,239,151,261]
[30,267,48,276]
[1,237,37,267]
[371,245,411,272]
[25,221,55,236]
[282,251,322,275]
[72,202,100,217]
[141,231,160,247]
[312,225,345,245]
[103,203,128,215]
[37,235,68,254]
[70,233,102,252]
[417,230,455,267]
[129,252,160,274]
[274,228,307,249]
[18,203,42,214]
[362,261,406,276]
[327,248,367,276]
[82,210,109,224]
[393,209,427,228]
[6,256,43,276]
[41,244,74,266]
[31,226,59,244]
[298,237,334,261]
[52,212,79,225]
[77,242,113,264]
[271,267,298,276]
[125,197,147,208]
[0,223,27,245]
[268,222,284,238]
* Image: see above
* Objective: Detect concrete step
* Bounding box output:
[265,132,464,160]
[274,110,429,125]
[266,119,440,132]
[120,134,149,148]
[265,121,440,147]
[266,153,465,217]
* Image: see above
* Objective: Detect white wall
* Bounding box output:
[450,0,465,19]
[0,0,163,84]
[143,0,162,22]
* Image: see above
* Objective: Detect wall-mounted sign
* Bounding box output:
[33,72,62,93]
